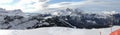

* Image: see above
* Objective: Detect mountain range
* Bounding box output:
[0,8,120,29]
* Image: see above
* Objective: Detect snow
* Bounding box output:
[52,12,60,16]
[0,8,120,35]
[101,11,118,15]
[0,16,5,23]
[0,26,120,35]
[44,16,52,19]
[10,20,39,29]
[9,19,22,26]
[0,30,14,35]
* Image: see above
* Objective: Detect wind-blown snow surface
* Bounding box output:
[0,26,120,35]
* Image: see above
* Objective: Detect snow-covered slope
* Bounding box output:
[0,26,120,35]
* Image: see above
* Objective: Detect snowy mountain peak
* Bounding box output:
[0,8,23,13]
[8,9,23,13]
[101,11,118,15]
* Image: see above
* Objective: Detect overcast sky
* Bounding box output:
[0,0,120,12]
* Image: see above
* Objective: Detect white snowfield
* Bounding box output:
[0,26,120,35]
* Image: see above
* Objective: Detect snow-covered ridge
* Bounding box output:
[0,8,23,13]
[0,8,120,29]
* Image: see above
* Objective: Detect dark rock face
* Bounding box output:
[112,14,120,25]
[45,14,113,29]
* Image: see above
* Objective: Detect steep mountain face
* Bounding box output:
[0,8,7,13]
[0,8,23,14]
[0,8,120,29]
[0,14,55,29]
[45,13,113,29]
[112,14,120,25]
[8,9,23,13]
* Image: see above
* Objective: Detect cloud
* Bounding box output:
[47,0,120,12]
[0,0,13,4]
[0,0,120,13]
[80,0,120,12]
[48,1,86,8]
[13,0,50,12]
[0,0,50,13]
